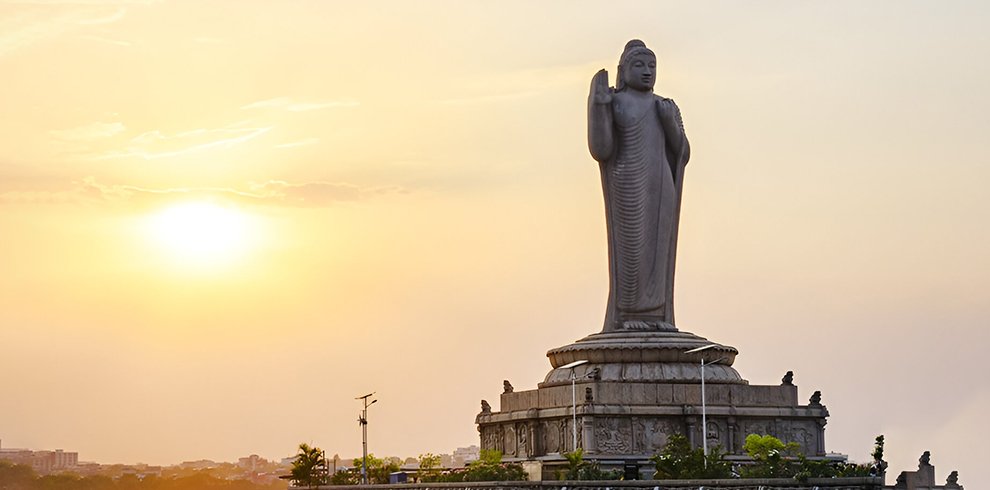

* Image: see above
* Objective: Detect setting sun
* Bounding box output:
[144,201,257,268]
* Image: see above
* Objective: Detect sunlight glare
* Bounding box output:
[145,201,257,269]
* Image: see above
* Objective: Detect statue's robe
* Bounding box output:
[596,93,689,331]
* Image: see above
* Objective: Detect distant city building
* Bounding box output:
[0,444,78,474]
[453,445,479,464]
[178,459,218,470]
[238,454,262,471]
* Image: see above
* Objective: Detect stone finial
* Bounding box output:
[809,390,822,406]
[585,387,594,403]
[946,470,961,488]
[919,450,931,467]
[480,399,491,414]
[503,380,513,393]
[781,371,794,385]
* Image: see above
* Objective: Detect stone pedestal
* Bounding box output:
[476,328,829,471]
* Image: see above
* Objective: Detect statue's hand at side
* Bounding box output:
[591,69,612,105]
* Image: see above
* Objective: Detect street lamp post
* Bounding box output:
[684,345,724,467]
[356,393,377,484]
[558,359,589,452]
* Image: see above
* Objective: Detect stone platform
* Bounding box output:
[476,328,829,470]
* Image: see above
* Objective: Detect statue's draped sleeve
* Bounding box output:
[657,97,690,325]
[658,98,690,180]
[588,70,614,163]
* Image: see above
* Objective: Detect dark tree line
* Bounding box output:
[0,461,287,490]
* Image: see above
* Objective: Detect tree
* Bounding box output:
[557,449,619,480]
[650,434,733,480]
[350,454,399,484]
[417,453,442,482]
[445,450,526,482]
[329,469,359,485]
[290,443,328,488]
[871,434,888,476]
[739,434,800,478]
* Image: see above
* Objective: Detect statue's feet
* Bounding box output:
[618,320,678,331]
[622,320,654,330]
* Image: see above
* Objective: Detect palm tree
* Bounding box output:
[291,443,328,488]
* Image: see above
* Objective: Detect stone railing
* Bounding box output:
[308,477,884,490]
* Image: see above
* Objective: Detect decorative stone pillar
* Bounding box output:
[581,414,596,454]
[685,416,698,448]
[816,418,827,456]
[727,417,738,454]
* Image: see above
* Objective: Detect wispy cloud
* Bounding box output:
[0,1,152,56]
[0,11,78,57]
[51,121,126,141]
[247,180,402,206]
[96,126,271,160]
[241,97,359,112]
[0,177,404,207]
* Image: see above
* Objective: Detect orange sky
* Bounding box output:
[1,0,988,484]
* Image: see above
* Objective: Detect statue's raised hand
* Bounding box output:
[590,69,612,105]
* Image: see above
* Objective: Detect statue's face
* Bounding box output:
[624,53,656,92]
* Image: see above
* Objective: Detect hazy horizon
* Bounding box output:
[1,0,987,484]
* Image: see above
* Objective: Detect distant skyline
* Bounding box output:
[1,0,987,485]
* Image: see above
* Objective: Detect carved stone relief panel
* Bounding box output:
[544,420,560,454]
[595,417,632,454]
[503,424,516,457]
[483,425,504,453]
[706,420,721,448]
[782,421,815,455]
[633,417,680,453]
[516,423,529,458]
[742,420,772,439]
[561,418,582,452]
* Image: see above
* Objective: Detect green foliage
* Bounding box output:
[328,469,359,485]
[792,456,872,482]
[739,434,800,478]
[290,443,328,488]
[438,450,526,482]
[871,435,884,462]
[350,454,399,484]
[871,434,888,476]
[417,453,442,482]
[649,434,733,480]
[556,449,619,481]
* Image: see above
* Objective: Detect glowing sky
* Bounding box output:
[1,0,988,484]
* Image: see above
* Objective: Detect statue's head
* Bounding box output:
[616,39,656,92]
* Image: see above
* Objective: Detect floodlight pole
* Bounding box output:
[685,345,718,467]
[700,356,707,463]
[357,393,376,484]
[559,359,589,452]
[571,371,578,451]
